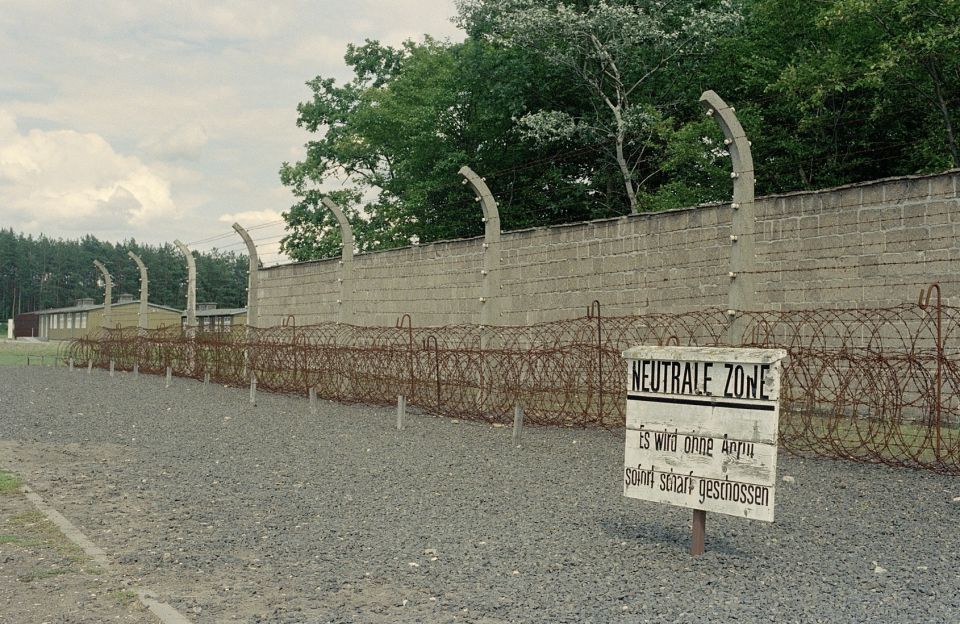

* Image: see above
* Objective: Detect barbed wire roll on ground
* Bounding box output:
[66,300,960,474]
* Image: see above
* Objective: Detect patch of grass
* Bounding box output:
[17,566,76,582]
[0,484,95,585]
[5,511,87,561]
[111,589,138,605]
[0,339,64,366]
[784,410,960,465]
[7,510,45,526]
[0,470,23,494]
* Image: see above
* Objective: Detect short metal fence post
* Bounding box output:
[512,405,524,446]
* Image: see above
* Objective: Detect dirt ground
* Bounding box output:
[0,458,153,623]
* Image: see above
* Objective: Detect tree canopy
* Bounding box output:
[280,0,960,261]
[0,229,248,317]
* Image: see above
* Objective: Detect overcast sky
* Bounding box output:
[0,1,463,264]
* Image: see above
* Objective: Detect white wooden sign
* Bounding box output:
[622,346,786,522]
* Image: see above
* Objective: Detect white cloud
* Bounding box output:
[174,3,294,40]
[142,123,209,160]
[218,209,284,225]
[0,111,179,233]
[0,1,464,253]
[214,210,289,266]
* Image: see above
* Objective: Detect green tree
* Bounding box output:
[195,249,247,308]
[280,188,363,262]
[750,0,960,188]
[800,0,960,168]
[459,0,742,213]
[280,0,960,264]
[280,36,603,260]
[280,39,467,254]
[0,232,249,314]
[692,0,960,192]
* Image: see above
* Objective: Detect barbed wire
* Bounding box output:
[65,298,960,475]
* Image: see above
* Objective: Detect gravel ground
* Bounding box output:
[1,366,958,624]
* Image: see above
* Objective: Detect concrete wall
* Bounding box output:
[254,170,960,327]
[498,205,730,324]
[753,172,958,309]
[257,237,484,327]
[257,259,340,325]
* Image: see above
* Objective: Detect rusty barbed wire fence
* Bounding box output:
[64,285,959,474]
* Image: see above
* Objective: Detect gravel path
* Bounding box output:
[1,367,958,623]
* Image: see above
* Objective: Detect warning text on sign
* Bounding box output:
[622,346,786,523]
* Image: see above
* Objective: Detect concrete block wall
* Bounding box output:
[754,172,959,310]
[497,206,730,325]
[257,237,485,327]
[257,260,339,326]
[255,170,959,328]
[350,237,484,326]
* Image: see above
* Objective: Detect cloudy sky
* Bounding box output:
[0,1,463,264]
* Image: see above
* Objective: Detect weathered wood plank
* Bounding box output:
[626,399,779,445]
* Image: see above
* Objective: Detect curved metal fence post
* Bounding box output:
[321,197,355,324]
[173,240,197,331]
[127,251,149,333]
[93,260,113,329]
[232,223,261,328]
[174,240,198,375]
[459,166,502,329]
[232,222,261,380]
[699,90,756,346]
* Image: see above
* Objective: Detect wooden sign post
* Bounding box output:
[622,346,786,556]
